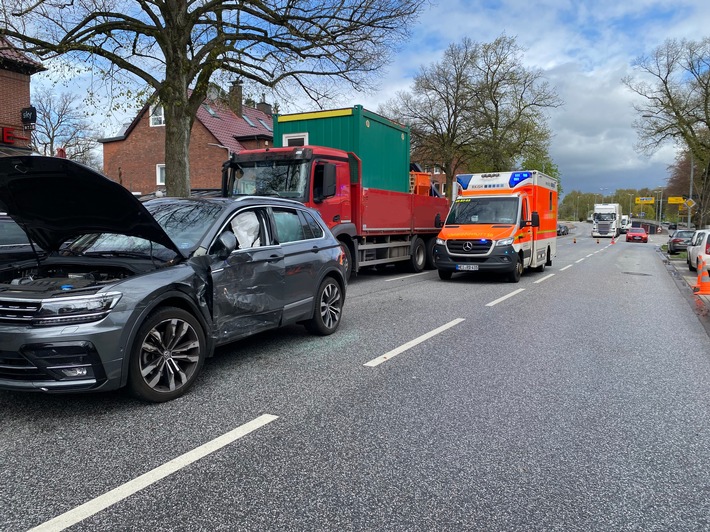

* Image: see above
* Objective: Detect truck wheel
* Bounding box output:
[340,243,353,280]
[425,237,436,270]
[409,236,426,272]
[127,307,206,403]
[508,256,523,283]
[438,269,452,281]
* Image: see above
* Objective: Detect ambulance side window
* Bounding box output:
[521,200,528,226]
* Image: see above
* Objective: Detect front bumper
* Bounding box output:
[0,320,128,394]
[433,242,518,274]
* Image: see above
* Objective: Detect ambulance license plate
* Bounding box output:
[456,264,479,271]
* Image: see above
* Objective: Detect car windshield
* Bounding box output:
[229,161,309,200]
[446,197,519,225]
[64,200,225,260]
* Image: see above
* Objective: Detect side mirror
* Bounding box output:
[531,212,540,228]
[323,164,337,197]
[214,231,237,259]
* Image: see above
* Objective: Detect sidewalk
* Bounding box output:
[664,252,710,314]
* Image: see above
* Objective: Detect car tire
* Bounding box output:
[508,256,523,283]
[438,269,452,281]
[305,277,343,336]
[127,307,206,403]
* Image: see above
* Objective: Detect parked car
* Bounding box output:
[626,226,648,243]
[687,230,710,272]
[667,229,695,254]
[0,156,347,402]
[0,212,40,264]
[668,223,677,231]
[557,223,569,236]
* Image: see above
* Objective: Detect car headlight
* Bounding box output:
[436,238,446,245]
[33,292,123,327]
[496,237,515,246]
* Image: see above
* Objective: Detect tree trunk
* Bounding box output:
[163,94,193,198]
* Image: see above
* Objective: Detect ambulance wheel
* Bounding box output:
[508,256,523,283]
[438,269,452,281]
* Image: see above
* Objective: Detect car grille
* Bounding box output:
[0,350,44,381]
[0,298,41,324]
[447,239,493,255]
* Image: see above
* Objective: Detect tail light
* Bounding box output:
[705,239,710,255]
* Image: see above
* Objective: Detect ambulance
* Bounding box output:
[433,170,558,283]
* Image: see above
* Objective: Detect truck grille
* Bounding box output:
[447,239,493,255]
[0,298,41,324]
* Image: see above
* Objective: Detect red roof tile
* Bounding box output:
[196,98,273,153]
[0,36,46,74]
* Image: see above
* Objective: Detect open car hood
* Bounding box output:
[0,156,184,257]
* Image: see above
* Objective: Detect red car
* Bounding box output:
[626,226,648,243]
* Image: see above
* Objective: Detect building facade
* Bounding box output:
[100,84,273,195]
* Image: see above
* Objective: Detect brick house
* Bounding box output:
[0,36,45,156]
[99,83,273,194]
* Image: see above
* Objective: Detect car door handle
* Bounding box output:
[266,254,281,262]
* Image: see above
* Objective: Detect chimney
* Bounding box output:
[229,80,243,117]
[257,93,272,116]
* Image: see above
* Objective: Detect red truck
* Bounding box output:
[220,105,449,278]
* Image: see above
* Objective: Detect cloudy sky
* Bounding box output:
[339,0,710,195]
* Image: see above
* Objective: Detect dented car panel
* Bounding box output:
[0,156,346,402]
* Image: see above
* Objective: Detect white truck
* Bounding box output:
[592,203,622,238]
[620,214,631,234]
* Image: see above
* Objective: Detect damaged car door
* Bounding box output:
[209,207,285,343]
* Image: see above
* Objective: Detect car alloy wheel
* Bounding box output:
[128,307,206,402]
[305,277,343,335]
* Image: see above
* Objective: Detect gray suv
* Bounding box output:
[0,156,346,402]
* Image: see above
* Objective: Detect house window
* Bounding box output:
[150,104,165,127]
[156,164,165,186]
[283,133,308,146]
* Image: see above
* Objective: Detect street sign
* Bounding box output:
[668,196,685,204]
[686,199,697,208]
[636,197,655,204]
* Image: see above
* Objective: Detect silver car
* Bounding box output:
[0,156,346,402]
[687,230,709,272]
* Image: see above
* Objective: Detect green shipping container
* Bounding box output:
[273,105,411,193]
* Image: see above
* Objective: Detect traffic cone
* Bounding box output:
[694,257,710,295]
[596,239,599,244]
[573,237,576,244]
[611,236,615,244]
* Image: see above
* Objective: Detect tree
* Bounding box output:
[380,35,562,201]
[2,0,425,197]
[624,37,710,227]
[31,87,102,169]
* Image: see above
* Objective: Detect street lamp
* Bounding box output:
[599,187,608,203]
[654,188,664,226]
[627,193,633,218]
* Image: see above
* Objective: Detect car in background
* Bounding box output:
[626,226,648,243]
[557,223,569,236]
[687,230,710,272]
[0,155,347,402]
[667,229,695,254]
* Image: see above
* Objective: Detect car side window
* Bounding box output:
[273,208,305,243]
[301,210,325,239]
[231,209,263,249]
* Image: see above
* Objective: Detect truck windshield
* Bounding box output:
[594,213,616,221]
[229,161,309,200]
[446,197,519,225]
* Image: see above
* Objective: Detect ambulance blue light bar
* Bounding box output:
[509,171,532,187]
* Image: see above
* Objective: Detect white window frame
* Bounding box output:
[150,104,165,127]
[283,133,308,147]
[156,164,165,186]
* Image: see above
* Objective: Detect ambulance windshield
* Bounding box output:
[446,197,519,225]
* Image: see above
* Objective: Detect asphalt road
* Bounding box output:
[3,224,710,531]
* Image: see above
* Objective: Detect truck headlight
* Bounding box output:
[436,238,446,245]
[496,237,515,246]
[33,292,123,327]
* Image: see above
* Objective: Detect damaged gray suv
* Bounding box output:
[0,156,346,402]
